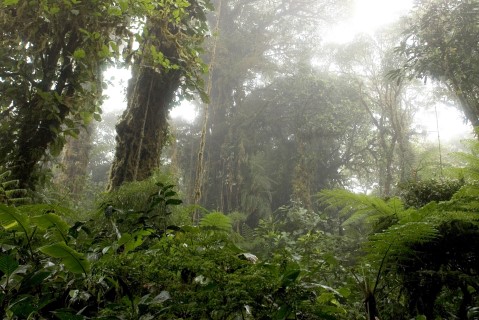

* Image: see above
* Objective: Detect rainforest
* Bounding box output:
[0,0,478,319]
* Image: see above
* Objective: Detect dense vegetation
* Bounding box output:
[1,0,479,319]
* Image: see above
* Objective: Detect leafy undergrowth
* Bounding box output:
[3,172,479,319]
[0,182,347,320]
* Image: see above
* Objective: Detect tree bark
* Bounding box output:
[55,123,93,198]
[107,66,180,190]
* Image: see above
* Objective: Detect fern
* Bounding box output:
[319,189,409,227]
[318,186,479,270]
[0,170,30,205]
[240,222,255,242]
[199,212,232,233]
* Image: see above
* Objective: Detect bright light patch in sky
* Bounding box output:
[170,101,198,122]
[416,104,473,143]
[324,0,414,43]
[102,67,130,114]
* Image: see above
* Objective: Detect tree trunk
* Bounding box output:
[108,66,180,190]
[55,123,94,198]
[11,94,71,190]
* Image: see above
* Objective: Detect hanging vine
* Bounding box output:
[193,0,223,224]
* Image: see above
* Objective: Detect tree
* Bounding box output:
[186,68,374,224]
[0,0,211,192]
[189,0,351,213]
[54,123,94,198]
[107,0,211,190]
[329,29,418,196]
[87,112,118,187]
[396,0,479,128]
[0,0,133,190]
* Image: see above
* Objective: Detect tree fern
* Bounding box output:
[319,181,479,318]
[318,184,479,269]
[318,189,409,227]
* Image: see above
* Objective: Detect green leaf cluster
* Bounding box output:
[318,163,479,318]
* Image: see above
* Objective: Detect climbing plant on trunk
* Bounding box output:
[108,0,211,190]
[0,0,180,191]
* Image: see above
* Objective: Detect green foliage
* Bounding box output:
[318,178,479,318]
[99,174,187,231]
[321,138,479,319]
[0,170,29,205]
[0,203,92,318]
[394,0,479,126]
[8,142,479,319]
[0,175,357,319]
[0,203,31,236]
[199,211,232,233]
[319,189,407,229]
[398,178,464,208]
[39,242,90,274]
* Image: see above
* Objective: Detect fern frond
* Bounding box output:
[365,221,439,269]
[199,212,232,233]
[1,179,19,189]
[0,170,30,206]
[0,170,12,182]
[364,193,479,268]
[318,189,406,227]
[241,223,255,242]
[441,185,479,214]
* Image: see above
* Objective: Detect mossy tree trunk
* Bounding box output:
[108,66,180,190]
[107,0,211,190]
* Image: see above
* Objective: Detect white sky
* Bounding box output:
[102,67,129,113]
[416,104,473,143]
[324,0,414,43]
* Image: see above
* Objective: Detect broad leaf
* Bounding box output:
[118,229,152,253]
[0,204,30,237]
[0,254,18,276]
[3,0,19,5]
[32,213,70,243]
[39,243,90,274]
[51,310,86,320]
